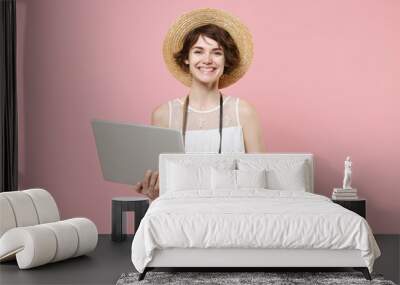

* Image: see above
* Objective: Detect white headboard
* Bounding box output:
[159,153,314,195]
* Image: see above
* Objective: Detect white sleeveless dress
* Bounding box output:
[168,96,245,153]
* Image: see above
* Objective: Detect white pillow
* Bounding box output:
[237,169,267,188]
[211,168,267,190]
[211,168,236,190]
[166,163,210,191]
[266,166,306,191]
[238,159,308,191]
[166,159,236,192]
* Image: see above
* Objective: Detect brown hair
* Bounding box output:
[173,24,240,75]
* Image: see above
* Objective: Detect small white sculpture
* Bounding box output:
[342,156,352,189]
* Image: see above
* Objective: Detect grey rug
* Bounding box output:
[116,271,396,285]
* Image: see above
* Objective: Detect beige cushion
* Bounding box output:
[24,189,60,223]
[0,191,39,227]
[0,196,16,237]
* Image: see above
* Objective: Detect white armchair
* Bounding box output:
[0,188,98,269]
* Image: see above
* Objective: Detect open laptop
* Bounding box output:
[91,119,184,185]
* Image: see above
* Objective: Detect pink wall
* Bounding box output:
[16,0,400,234]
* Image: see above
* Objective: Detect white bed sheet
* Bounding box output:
[131,190,380,273]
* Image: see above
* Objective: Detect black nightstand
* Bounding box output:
[111,197,149,242]
[332,198,366,218]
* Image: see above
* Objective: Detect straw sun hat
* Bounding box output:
[163,8,253,89]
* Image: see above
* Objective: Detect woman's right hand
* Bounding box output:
[133,170,159,200]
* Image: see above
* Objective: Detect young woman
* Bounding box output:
[134,8,265,200]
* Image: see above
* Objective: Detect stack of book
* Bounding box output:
[332,188,358,200]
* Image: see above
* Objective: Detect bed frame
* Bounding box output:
[138,153,372,281]
[140,248,371,280]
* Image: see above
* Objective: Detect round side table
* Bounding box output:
[111,197,149,242]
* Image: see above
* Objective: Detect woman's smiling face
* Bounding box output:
[184,35,225,86]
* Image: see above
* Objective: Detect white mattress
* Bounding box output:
[131,190,380,273]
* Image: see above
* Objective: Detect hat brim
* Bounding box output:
[163,8,253,89]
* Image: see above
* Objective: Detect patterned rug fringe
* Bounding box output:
[116,271,396,285]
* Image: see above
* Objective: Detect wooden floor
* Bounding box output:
[0,235,398,285]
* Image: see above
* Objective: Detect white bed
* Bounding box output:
[131,153,380,280]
